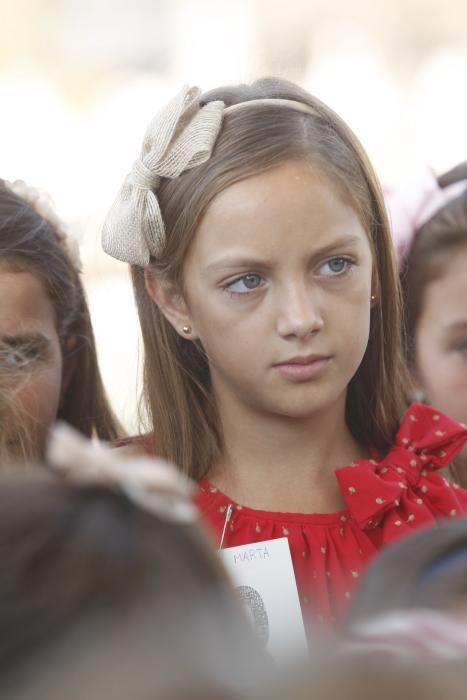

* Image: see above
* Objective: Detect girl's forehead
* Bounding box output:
[423,246,467,321]
[0,268,56,335]
[190,161,369,262]
[203,160,347,215]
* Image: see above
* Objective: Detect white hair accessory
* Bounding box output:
[47,423,197,524]
[102,86,224,266]
[101,86,318,267]
[5,179,82,271]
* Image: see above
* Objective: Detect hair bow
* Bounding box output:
[102,86,224,266]
[337,403,467,531]
[384,166,467,261]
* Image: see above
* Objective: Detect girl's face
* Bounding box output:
[0,268,64,460]
[176,161,374,423]
[414,244,467,434]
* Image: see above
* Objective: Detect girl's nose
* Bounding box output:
[276,284,324,340]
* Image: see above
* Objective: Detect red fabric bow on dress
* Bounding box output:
[337,403,467,534]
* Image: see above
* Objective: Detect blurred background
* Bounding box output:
[2,0,467,431]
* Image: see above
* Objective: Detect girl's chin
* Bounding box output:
[264,403,335,421]
[273,398,348,422]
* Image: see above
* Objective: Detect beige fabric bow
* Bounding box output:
[102,86,224,266]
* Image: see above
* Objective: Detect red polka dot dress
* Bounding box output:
[195,404,467,625]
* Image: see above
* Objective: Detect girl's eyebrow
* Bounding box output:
[205,234,363,272]
[309,234,363,259]
[0,334,49,346]
[443,320,467,333]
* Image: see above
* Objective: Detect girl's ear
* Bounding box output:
[409,363,426,403]
[144,268,197,339]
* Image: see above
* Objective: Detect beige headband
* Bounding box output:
[225,98,316,117]
[102,86,316,266]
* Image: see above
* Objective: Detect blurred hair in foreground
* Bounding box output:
[0,429,266,699]
[348,517,467,624]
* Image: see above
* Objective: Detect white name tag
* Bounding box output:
[220,537,308,663]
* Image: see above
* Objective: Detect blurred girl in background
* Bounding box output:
[0,179,121,464]
[344,517,467,663]
[348,516,467,622]
[386,163,467,485]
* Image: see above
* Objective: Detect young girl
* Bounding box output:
[102,80,467,625]
[0,179,121,463]
[386,164,467,485]
[0,426,262,699]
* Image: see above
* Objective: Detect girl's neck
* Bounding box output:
[207,395,369,514]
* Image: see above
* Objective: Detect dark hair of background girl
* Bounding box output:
[347,517,467,624]
[401,162,467,366]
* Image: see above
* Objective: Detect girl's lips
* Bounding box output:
[273,356,332,381]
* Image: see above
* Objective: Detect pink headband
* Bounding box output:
[384,166,467,261]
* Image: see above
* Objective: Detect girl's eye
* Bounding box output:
[455,339,467,354]
[226,274,264,294]
[319,257,353,276]
[0,345,41,371]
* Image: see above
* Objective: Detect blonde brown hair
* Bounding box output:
[132,78,410,477]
